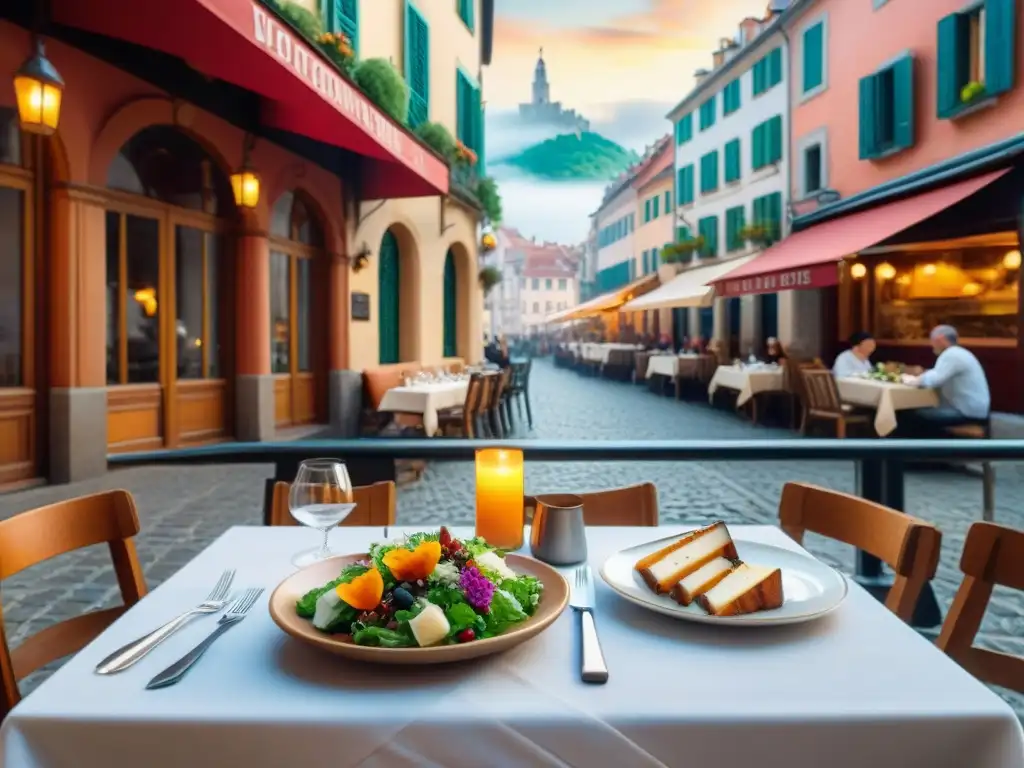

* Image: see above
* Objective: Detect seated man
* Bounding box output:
[832,331,875,378]
[903,325,990,434]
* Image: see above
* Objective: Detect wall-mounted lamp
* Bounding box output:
[230,133,261,209]
[1003,250,1021,270]
[351,243,371,273]
[876,262,896,281]
[849,263,867,279]
[14,38,64,136]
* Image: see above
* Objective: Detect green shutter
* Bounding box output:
[378,230,401,364]
[677,225,690,241]
[443,249,457,357]
[698,216,719,257]
[700,151,718,193]
[769,48,783,87]
[675,114,694,145]
[753,59,765,95]
[665,190,672,212]
[456,71,467,144]
[752,124,763,169]
[327,0,360,53]
[644,199,651,222]
[985,0,1017,95]
[891,56,915,150]
[726,206,746,251]
[700,96,716,130]
[458,0,475,32]
[686,165,695,203]
[858,74,877,159]
[803,23,824,92]
[936,13,967,118]
[768,115,783,163]
[404,2,430,128]
[725,138,741,182]
[768,193,782,240]
[653,195,660,218]
[724,79,741,114]
[477,95,486,173]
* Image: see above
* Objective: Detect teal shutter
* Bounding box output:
[456,71,467,143]
[700,151,718,193]
[700,97,716,130]
[443,249,457,357]
[378,231,401,364]
[653,195,660,218]
[458,0,475,32]
[677,225,690,241]
[404,2,430,128]
[752,124,763,168]
[684,165,695,203]
[936,13,964,118]
[477,95,486,173]
[725,138,741,182]
[676,114,694,145]
[769,193,782,239]
[802,23,824,92]
[753,59,765,95]
[769,48,783,87]
[768,115,783,163]
[328,0,359,52]
[891,56,915,150]
[726,206,746,251]
[665,190,672,212]
[858,74,877,159]
[644,199,651,222]
[699,216,719,257]
[985,0,1017,95]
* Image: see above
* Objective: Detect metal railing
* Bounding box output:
[109,437,1024,629]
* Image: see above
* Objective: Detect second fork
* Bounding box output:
[95,568,236,675]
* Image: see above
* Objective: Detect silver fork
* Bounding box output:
[570,566,609,684]
[145,587,265,690]
[95,569,236,675]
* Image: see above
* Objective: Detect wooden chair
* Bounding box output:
[936,522,1024,693]
[0,490,147,719]
[798,368,870,438]
[438,372,488,438]
[269,480,397,527]
[525,482,659,526]
[944,421,996,522]
[779,482,941,623]
[486,369,511,437]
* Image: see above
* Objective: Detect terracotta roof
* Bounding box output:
[521,242,579,278]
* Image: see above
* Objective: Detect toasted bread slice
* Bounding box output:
[696,563,783,616]
[669,556,736,606]
[635,522,739,594]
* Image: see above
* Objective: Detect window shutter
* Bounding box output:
[802,23,823,92]
[753,60,764,95]
[985,0,1017,96]
[769,193,782,238]
[677,225,690,241]
[769,49,783,86]
[770,115,783,163]
[936,13,966,118]
[405,2,430,128]
[459,0,475,32]
[665,190,672,212]
[456,72,466,144]
[644,199,651,222]
[858,74,877,159]
[752,123,763,168]
[329,0,360,52]
[476,90,486,173]
[891,55,915,150]
[653,195,660,218]
[725,139,740,182]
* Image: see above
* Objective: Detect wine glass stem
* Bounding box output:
[318,527,331,558]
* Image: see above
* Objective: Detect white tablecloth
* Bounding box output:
[377,381,468,436]
[837,378,940,436]
[5,525,1021,768]
[580,343,643,364]
[708,364,785,406]
[645,355,702,379]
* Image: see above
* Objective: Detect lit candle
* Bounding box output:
[475,449,524,550]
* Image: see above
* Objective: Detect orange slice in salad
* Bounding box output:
[382,540,442,582]
[335,566,384,610]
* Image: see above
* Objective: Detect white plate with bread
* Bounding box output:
[600,522,848,626]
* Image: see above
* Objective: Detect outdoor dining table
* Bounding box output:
[4,525,1021,768]
[644,353,701,379]
[837,377,941,436]
[708,363,785,408]
[376,380,468,437]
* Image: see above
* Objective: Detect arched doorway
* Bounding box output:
[269,190,327,428]
[104,124,234,451]
[442,249,457,358]
[378,230,400,364]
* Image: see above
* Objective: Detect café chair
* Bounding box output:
[0,490,148,720]
[798,368,871,438]
[438,372,489,438]
[268,481,397,527]
[525,482,659,527]
[936,522,1024,693]
[778,482,941,623]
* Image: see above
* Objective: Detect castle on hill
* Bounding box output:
[517,49,590,133]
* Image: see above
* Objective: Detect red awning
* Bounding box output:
[714,169,1010,297]
[52,0,449,199]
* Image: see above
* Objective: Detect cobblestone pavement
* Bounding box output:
[1,358,1022,716]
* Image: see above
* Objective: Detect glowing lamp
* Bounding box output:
[230,169,261,209]
[921,263,937,276]
[962,282,983,297]
[133,288,157,317]
[475,449,524,550]
[876,262,896,281]
[481,232,497,251]
[13,40,64,136]
[1003,250,1021,270]
[849,263,867,279]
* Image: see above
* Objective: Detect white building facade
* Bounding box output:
[594,185,637,293]
[668,11,800,354]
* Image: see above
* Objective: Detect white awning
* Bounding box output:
[619,255,758,311]
[545,273,659,323]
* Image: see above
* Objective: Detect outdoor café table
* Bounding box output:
[645,353,679,378]
[4,525,1022,768]
[708,364,785,421]
[377,380,468,436]
[836,376,940,437]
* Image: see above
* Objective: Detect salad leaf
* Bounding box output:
[462,537,499,559]
[444,603,485,636]
[295,563,369,618]
[352,625,416,648]
[500,576,543,616]
[426,585,466,609]
[394,603,425,624]
[483,588,528,637]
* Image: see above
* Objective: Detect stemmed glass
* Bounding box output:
[288,459,356,568]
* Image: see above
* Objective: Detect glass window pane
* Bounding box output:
[0,187,24,387]
[125,215,160,384]
[0,108,21,167]
[270,251,290,374]
[297,257,312,372]
[206,234,221,379]
[175,226,204,380]
[105,211,121,384]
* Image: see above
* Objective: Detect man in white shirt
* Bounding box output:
[832,331,875,379]
[903,325,990,433]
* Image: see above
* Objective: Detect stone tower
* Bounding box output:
[532,48,550,105]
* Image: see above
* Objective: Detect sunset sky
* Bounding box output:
[488,0,774,149]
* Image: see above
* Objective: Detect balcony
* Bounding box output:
[449,163,482,209]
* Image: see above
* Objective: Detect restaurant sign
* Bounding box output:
[717,262,839,297]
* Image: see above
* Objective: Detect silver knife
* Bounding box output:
[570,566,609,684]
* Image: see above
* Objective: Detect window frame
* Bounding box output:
[795,127,829,200]
[799,15,829,101]
[0,157,32,391]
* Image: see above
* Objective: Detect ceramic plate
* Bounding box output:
[269,553,569,664]
[600,532,848,626]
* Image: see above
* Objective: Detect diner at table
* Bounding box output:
[832,331,876,379]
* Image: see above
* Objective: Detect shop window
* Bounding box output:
[859,56,915,159]
[0,108,21,167]
[175,228,222,379]
[0,186,24,386]
[270,252,291,374]
[937,0,1016,119]
[106,212,161,384]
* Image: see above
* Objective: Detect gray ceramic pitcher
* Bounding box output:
[530,494,587,565]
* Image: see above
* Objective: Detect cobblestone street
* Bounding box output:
[1,358,1022,715]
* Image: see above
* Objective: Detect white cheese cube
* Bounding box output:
[407,603,450,647]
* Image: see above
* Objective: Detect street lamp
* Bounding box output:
[13,39,64,136]
[230,134,261,209]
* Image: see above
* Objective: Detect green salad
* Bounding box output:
[294,527,543,648]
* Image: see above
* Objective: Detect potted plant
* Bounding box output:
[960,80,986,105]
[478,265,502,295]
[661,236,705,264]
[476,177,503,224]
[740,223,778,248]
[316,31,356,74]
[414,122,458,163]
[352,58,409,125]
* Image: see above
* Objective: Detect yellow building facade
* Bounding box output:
[629,141,675,336]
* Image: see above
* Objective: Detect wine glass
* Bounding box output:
[288,459,356,568]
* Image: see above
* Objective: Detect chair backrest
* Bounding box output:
[464,372,487,415]
[525,482,659,526]
[800,368,843,413]
[489,369,509,408]
[270,481,397,527]
[0,490,147,718]
[779,482,940,622]
[936,522,1024,693]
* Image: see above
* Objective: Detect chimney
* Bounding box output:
[694,68,711,86]
[739,18,760,44]
[712,50,725,68]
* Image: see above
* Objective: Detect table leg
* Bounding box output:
[855,459,942,629]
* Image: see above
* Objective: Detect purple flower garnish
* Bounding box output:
[459,565,495,612]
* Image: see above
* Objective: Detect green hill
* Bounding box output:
[502,132,640,182]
